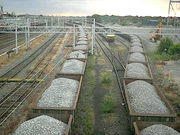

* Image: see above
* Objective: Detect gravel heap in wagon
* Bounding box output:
[78,37,87,41]
[126,80,169,114]
[69,51,86,59]
[38,78,79,108]
[77,40,88,45]
[131,42,142,47]
[126,63,150,79]
[129,52,146,62]
[132,38,140,43]
[140,124,180,135]
[14,115,67,135]
[130,46,144,53]
[60,59,84,74]
[74,45,88,50]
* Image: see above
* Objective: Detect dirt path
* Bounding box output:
[93,48,107,134]
[93,41,130,135]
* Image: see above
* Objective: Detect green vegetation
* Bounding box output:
[88,14,166,26]
[149,52,179,61]
[149,37,180,61]
[100,71,113,88]
[103,93,115,113]
[157,37,173,54]
[72,56,95,135]
[168,43,180,55]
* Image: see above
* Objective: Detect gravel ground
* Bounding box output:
[74,45,88,50]
[60,59,84,74]
[127,80,169,114]
[130,46,144,53]
[140,124,180,135]
[38,78,79,107]
[126,63,150,79]
[14,115,67,135]
[76,40,88,45]
[129,52,146,62]
[69,51,86,59]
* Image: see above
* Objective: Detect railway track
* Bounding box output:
[0,34,58,79]
[0,34,59,97]
[95,34,127,109]
[0,33,40,54]
[0,33,67,125]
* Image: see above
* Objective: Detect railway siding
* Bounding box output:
[0,34,57,78]
[25,26,89,135]
[124,35,177,130]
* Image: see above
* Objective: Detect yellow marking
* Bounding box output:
[0,78,44,82]
[107,34,115,38]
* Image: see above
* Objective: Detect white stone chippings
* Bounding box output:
[130,46,144,53]
[79,33,86,37]
[79,35,87,38]
[132,38,140,43]
[77,40,88,45]
[38,78,79,108]
[60,59,84,74]
[126,63,150,79]
[14,115,67,135]
[129,52,146,62]
[69,51,86,59]
[140,124,180,135]
[74,45,88,50]
[131,42,142,47]
[78,37,87,41]
[127,80,170,114]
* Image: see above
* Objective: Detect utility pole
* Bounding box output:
[25,18,28,50]
[167,0,180,26]
[27,18,30,49]
[91,19,95,55]
[15,16,18,54]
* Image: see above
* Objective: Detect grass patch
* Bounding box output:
[103,93,115,113]
[72,55,95,135]
[148,52,180,61]
[111,46,125,52]
[100,71,113,88]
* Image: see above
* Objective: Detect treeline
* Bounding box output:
[88,14,179,26]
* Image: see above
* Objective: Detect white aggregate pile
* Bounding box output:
[14,115,67,135]
[38,78,79,107]
[77,40,88,45]
[140,124,180,135]
[129,52,146,62]
[69,51,86,59]
[127,80,169,114]
[131,42,142,47]
[60,59,84,74]
[79,35,87,38]
[126,63,150,79]
[132,38,140,43]
[78,37,87,41]
[74,45,88,50]
[130,46,144,53]
[79,33,86,37]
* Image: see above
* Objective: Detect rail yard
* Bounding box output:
[0,12,179,135]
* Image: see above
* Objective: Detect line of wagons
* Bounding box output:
[11,26,89,135]
[124,34,180,134]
